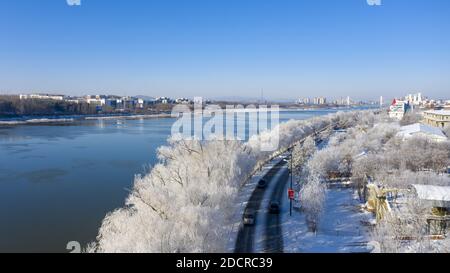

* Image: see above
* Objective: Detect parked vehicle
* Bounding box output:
[243,209,256,225]
[257,179,267,189]
[269,201,280,214]
[293,199,302,210]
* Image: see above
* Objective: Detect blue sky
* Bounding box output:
[0,0,449,101]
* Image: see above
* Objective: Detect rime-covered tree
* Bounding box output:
[300,173,326,233]
[399,111,422,126]
[289,136,317,177]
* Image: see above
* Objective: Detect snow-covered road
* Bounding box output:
[233,155,290,253]
[227,154,288,252]
[255,158,289,253]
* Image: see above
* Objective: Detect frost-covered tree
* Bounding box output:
[376,170,450,189]
[399,111,422,126]
[306,147,342,179]
[289,136,317,177]
[303,136,317,157]
[382,136,450,173]
[300,173,326,233]
[89,138,255,253]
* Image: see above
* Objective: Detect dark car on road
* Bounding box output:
[269,201,280,214]
[243,208,256,225]
[257,179,267,189]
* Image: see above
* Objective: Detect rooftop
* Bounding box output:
[424,110,450,116]
[398,123,447,139]
[412,184,450,203]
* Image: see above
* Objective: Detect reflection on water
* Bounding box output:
[0,109,365,253]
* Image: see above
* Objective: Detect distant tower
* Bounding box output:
[346,96,350,107]
[380,96,383,107]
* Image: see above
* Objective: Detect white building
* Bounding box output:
[86,95,106,106]
[105,97,123,108]
[175,98,191,104]
[156,97,172,104]
[19,93,65,101]
[423,110,450,128]
[135,98,144,108]
[297,97,311,105]
[389,99,410,120]
[405,92,423,106]
[313,97,326,105]
[64,96,82,104]
[397,123,448,142]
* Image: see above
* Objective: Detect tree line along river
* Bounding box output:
[0,108,366,252]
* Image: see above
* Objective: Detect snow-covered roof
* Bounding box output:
[412,184,450,203]
[424,110,450,116]
[397,123,447,139]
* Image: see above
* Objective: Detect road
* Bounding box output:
[234,158,288,253]
[263,164,289,253]
[234,127,332,253]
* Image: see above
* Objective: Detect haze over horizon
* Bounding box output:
[1,0,450,101]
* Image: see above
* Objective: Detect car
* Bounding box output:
[257,179,267,189]
[269,201,280,214]
[243,209,256,225]
[293,200,302,211]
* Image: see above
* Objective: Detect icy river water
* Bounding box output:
[0,108,364,252]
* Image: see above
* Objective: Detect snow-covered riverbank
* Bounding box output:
[0,113,172,125]
[0,118,76,125]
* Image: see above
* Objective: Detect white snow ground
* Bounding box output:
[280,184,375,253]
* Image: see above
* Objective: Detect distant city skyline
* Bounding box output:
[1,0,450,100]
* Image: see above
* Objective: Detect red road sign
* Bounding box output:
[288,188,295,200]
